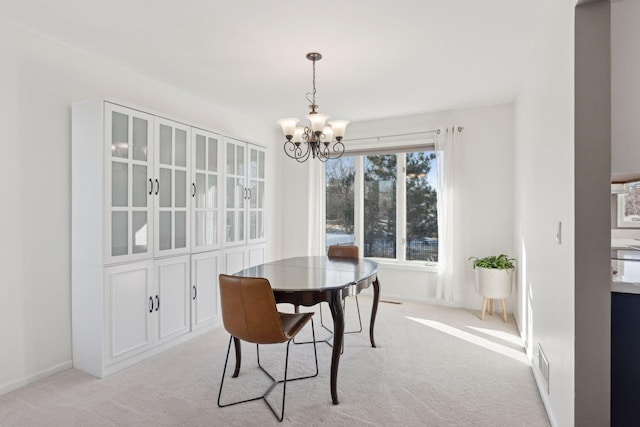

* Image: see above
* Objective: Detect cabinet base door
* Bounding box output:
[191,251,221,330]
[105,262,153,365]
[156,257,191,342]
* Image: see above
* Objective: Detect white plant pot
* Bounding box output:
[475,267,514,299]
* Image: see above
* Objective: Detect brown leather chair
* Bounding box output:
[217,274,318,422]
[325,245,363,334]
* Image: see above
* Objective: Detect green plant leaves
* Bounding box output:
[468,254,516,270]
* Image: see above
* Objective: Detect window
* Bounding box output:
[326,149,439,264]
[364,154,397,258]
[326,157,356,246]
[617,182,640,228]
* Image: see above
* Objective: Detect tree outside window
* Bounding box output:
[326,157,355,246]
[325,149,438,263]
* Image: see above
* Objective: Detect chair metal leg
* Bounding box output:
[320,295,363,334]
[218,320,318,422]
[296,305,344,354]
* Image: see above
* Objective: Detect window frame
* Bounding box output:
[617,182,640,228]
[324,136,439,268]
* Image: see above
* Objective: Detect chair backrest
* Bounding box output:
[218,274,288,344]
[327,245,359,259]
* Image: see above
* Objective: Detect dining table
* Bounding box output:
[231,255,381,404]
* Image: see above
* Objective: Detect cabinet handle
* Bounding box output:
[149,297,154,313]
[192,286,197,300]
[247,188,252,200]
[155,295,159,311]
[148,178,153,195]
[155,179,159,195]
[192,183,196,197]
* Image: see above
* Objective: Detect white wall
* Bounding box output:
[278,103,515,310]
[514,1,575,424]
[612,0,640,177]
[611,0,640,239]
[514,0,611,425]
[0,19,279,393]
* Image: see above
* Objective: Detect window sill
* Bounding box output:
[365,258,439,273]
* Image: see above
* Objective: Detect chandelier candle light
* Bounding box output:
[278,52,350,163]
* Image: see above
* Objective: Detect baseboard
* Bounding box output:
[0,360,73,396]
[378,292,465,308]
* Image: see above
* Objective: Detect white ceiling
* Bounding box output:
[0,0,552,123]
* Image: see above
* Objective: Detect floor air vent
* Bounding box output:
[538,344,550,394]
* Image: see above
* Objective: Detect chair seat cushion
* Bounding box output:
[279,312,314,340]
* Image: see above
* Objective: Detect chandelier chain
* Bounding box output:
[306,57,317,109]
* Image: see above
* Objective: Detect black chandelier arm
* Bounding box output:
[317,141,345,161]
[283,140,304,159]
[331,141,345,157]
[283,140,313,163]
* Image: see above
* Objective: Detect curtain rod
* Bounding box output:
[342,127,463,143]
[342,130,439,142]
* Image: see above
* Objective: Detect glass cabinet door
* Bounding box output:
[224,138,247,245]
[248,145,266,243]
[154,118,190,256]
[191,129,221,252]
[105,103,154,263]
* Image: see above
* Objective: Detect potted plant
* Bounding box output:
[469,254,516,322]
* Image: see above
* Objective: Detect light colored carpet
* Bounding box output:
[0,297,549,426]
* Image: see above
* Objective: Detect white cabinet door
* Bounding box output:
[104,103,154,264]
[191,129,222,253]
[191,251,221,331]
[247,145,266,244]
[222,246,246,275]
[224,138,247,245]
[155,256,191,343]
[224,138,266,246]
[247,245,265,268]
[222,244,265,275]
[154,118,191,257]
[104,261,154,365]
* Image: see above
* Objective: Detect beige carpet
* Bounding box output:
[0,297,549,426]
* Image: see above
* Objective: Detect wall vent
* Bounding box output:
[538,343,550,394]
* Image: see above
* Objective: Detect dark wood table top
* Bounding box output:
[234,256,379,292]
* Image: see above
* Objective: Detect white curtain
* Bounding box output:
[435,126,458,301]
[306,159,325,255]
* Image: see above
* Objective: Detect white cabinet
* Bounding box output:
[72,99,266,378]
[224,138,266,246]
[191,251,221,331]
[191,128,222,253]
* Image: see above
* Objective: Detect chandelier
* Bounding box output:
[277,52,350,163]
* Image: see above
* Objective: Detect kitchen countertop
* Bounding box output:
[612,243,640,294]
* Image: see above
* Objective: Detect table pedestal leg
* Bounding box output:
[329,290,345,405]
[232,337,241,378]
[370,277,380,348]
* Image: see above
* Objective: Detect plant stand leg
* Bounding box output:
[489,299,494,315]
[501,299,508,323]
[481,298,487,320]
